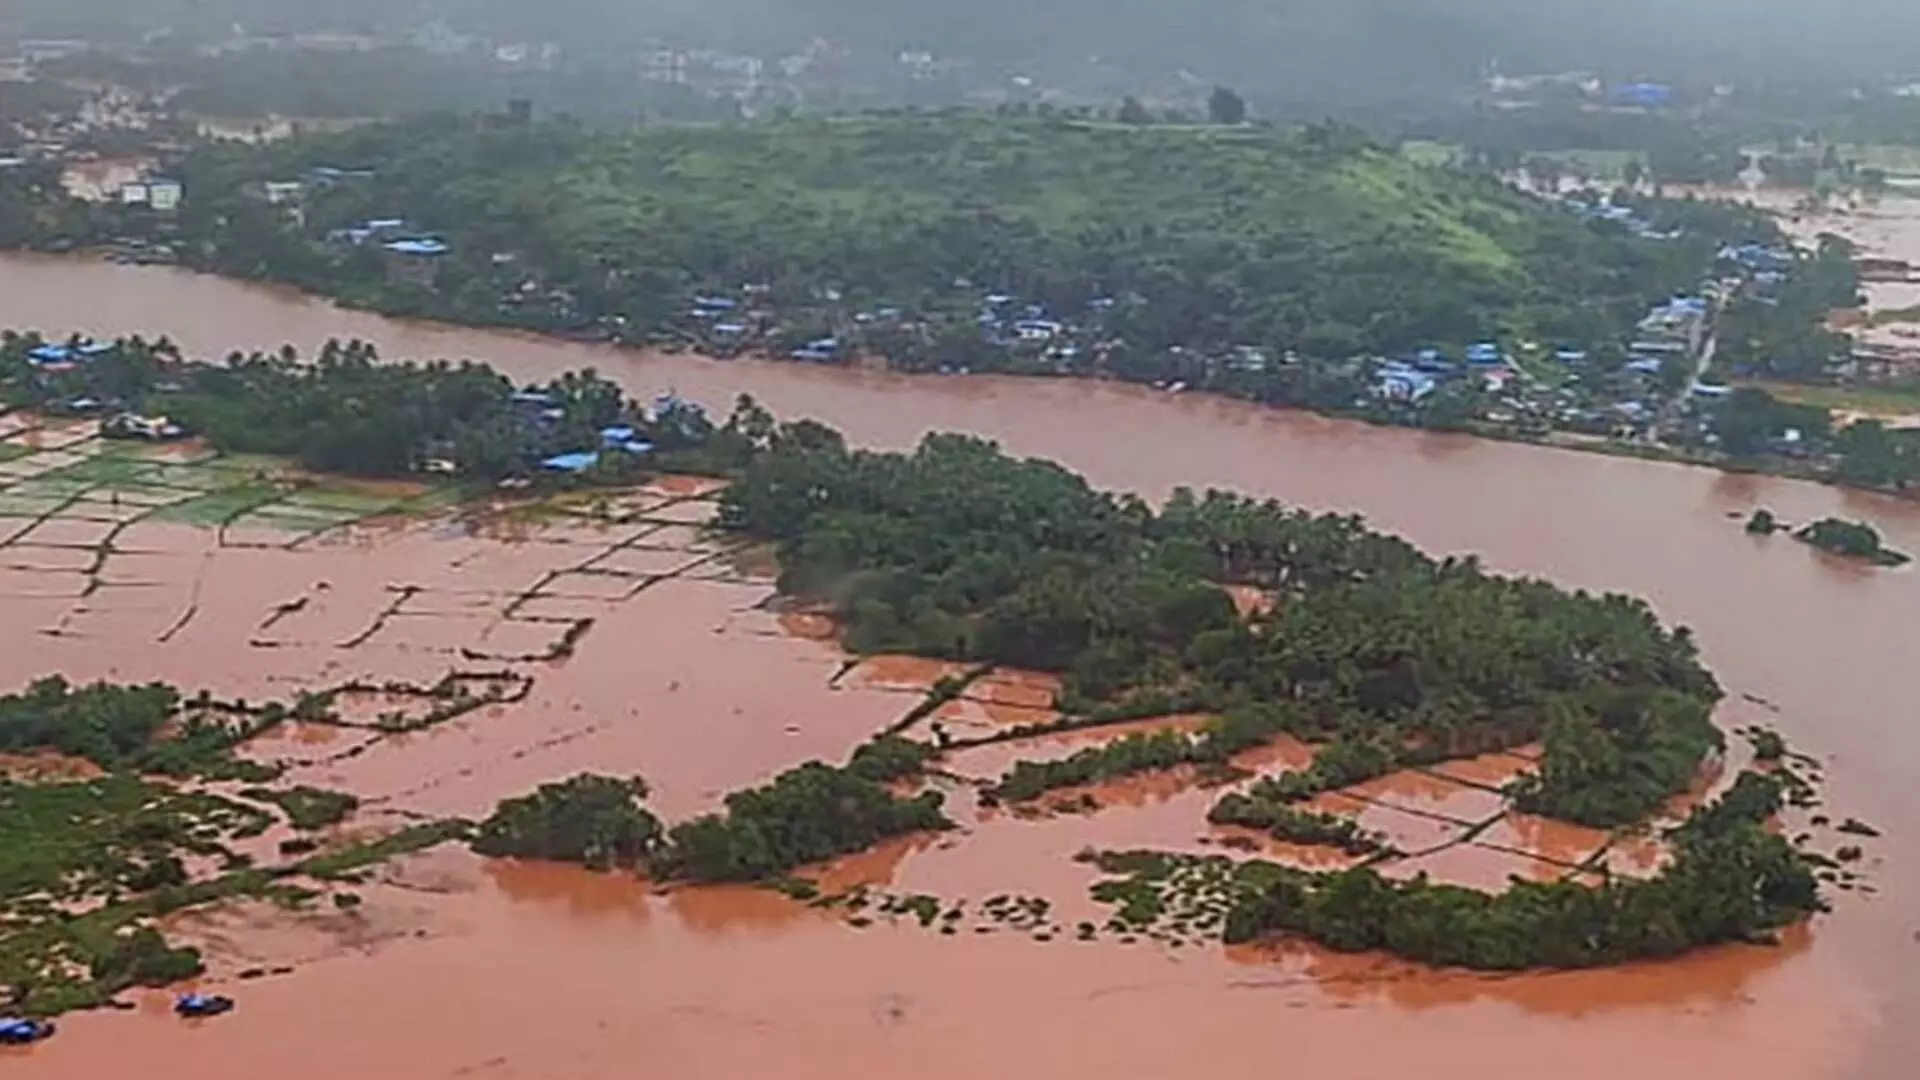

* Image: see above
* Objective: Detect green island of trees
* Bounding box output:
[471,738,950,884]
[471,775,662,870]
[713,399,1723,833]
[1085,770,1819,970]
[1793,517,1911,567]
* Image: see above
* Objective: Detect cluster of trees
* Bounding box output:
[1696,386,1920,494]
[146,111,1716,364]
[0,333,715,481]
[471,775,662,869]
[1226,738,1398,805]
[1794,517,1911,566]
[471,737,949,882]
[659,761,949,883]
[1832,421,1920,491]
[1507,687,1723,827]
[986,730,1197,804]
[86,927,205,989]
[1206,799,1389,856]
[0,677,182,772]
[1220,771,1820,968]
[716,415,1725,830]
[1716,235,1861,383]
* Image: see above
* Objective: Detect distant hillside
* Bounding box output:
[179,112,1709,354]
[8,0,1917,99]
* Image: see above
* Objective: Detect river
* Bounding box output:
[0,253,1914,1079]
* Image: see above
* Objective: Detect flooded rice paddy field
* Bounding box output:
[0,253,1916,1077]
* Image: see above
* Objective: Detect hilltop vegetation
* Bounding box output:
[172,112,1707,357]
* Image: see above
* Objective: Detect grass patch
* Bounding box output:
[1742,379,1920,416]
[152,483,286,526]
[0,493,71,517]
[39,455,177,489]
[297,820,470,879]
[280,486,414,515]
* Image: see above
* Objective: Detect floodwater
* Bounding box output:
[0,253,1917,1078]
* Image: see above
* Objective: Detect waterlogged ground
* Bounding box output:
[1,255,1916,1077]
[0,423,1879,1080]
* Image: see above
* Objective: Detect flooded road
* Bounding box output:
[1,253,1916,1078]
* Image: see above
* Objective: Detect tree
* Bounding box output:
[1207,86,1247,126]
[471,775,661,869]
[1116,96,1151,125]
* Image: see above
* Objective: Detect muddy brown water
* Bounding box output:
[0,253,1916,1078]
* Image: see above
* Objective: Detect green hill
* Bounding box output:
[182,112,1708,355]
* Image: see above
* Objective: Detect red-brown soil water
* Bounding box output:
[0,254,1914,1078]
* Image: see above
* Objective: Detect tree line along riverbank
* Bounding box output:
[0,339,1859,1015]
[9,109,1920,499]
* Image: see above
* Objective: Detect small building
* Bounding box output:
[261,180,305,205]
[1012,320,1063,343]
[1691,382,1733,400]
[1375,368,1438,402]
[790,337,840,363]
[539,451,600,474]
[101,413,185,441]
[1611,82,1673,109]
[27,341,110,368]
[383,238,450,287]
[598,426,656,455]
[147,178,183,212]
[1465,342,1504,366]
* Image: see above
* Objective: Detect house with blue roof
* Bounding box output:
[540,451,600,474]
[27,340,111,367]
[1611,82,1673,108]
[598,426,656,455]
[383,237,450,287]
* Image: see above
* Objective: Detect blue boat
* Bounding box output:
[0,1017,55,1044]
[174,993,234,1018]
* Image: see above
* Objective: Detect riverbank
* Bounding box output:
[0,250,1915,1080]
[12,248,1918,513]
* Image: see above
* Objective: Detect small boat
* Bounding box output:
[174,993,234,1018]
[0,1017,55,1044]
